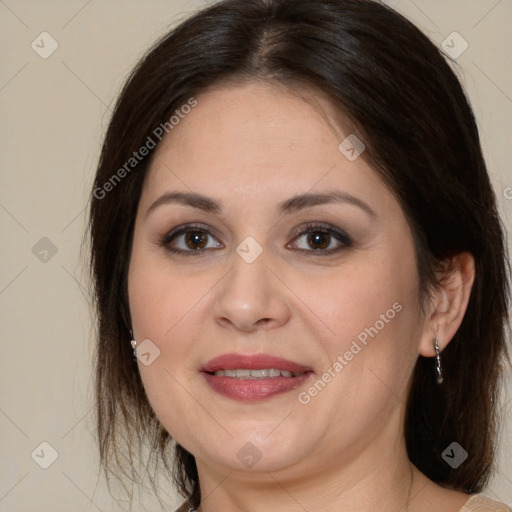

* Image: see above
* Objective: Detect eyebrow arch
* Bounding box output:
[146,192,221,218]
[145,190,376,218]
[278,191,376,217]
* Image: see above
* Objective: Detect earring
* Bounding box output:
[131,339,137,361]
[434,338,443,384]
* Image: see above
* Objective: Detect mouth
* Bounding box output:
[201,353,314,401]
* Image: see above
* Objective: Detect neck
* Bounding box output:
[195,435,422,512]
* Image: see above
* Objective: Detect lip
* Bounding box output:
[201,353,314,402]
[202,372,312,401]
[201,353,312,373]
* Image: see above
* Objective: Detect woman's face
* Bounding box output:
[128,81,426,478]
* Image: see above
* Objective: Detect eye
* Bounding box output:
[160,222,352,257]
[288,223,352,254]
[161,224,223,256]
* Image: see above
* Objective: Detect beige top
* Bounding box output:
[459,494,511,511]
[173,493,511,511]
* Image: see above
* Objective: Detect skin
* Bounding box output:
[128,81,475,512]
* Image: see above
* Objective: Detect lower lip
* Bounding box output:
[202,372,313,401]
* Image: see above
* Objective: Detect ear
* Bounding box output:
[418,252,475,357]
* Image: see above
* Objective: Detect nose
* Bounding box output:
[213,248,291,333]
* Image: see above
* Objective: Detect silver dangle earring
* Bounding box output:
[434,338,443,384]
[131,339,137,361]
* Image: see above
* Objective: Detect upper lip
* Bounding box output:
[202,353,313,373]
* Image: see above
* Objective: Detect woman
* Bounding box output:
[88,0,511,511]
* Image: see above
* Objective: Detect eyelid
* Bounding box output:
[160,222,220,246]
[289,222,350,242]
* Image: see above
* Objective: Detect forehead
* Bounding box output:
[141,81,394,216]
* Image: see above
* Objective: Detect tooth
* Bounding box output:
[211,368,305,378]
[250,369,268,377]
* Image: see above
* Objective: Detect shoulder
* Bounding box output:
[459,494,511,512]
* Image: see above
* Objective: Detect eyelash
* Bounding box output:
[159,222,353,257]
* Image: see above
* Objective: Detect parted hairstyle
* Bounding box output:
[88,0,510,508]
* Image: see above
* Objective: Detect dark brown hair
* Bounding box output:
[88,0,510,509]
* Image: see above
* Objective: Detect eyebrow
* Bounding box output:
[145,190,376,218]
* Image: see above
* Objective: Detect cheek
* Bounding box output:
[128,241,199,339]
[299,251,422,423]
[292,263,420,444]
[306,254,418,357]
[127,251,205,440]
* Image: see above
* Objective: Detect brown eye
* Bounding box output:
[185,230,209,250]
[307,231,331,250]
[289,222,352,255]
[161,224,223,256]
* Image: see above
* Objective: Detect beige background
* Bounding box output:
[0,0,511,510]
